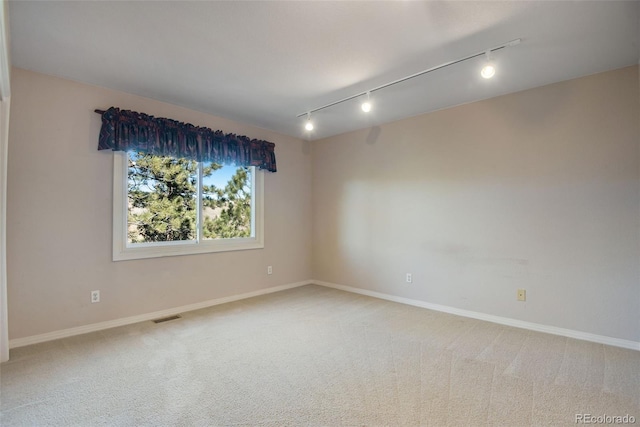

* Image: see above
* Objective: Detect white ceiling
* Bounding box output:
[8,1,640,140]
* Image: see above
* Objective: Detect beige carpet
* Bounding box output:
[1,284,638,426]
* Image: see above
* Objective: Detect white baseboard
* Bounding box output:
[9,280,313,349]
[313,280,640,351]
[10,279,639,352]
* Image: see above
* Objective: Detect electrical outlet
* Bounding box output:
[91,290,100,303]
[517,289,526,302]
[406,273,412,283]
[267,266,273,275]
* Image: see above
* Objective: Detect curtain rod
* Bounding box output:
[296,38,521,118]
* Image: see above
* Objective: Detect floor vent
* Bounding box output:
[152,315,182,324]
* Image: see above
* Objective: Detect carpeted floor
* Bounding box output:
[1,284,638,426]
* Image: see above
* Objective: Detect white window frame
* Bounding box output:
[112,151,264,261]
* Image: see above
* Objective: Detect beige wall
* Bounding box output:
[7,66,640,344]
[312,66,640,342]
[7,68,312,339]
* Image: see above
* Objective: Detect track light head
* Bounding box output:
[361,92,372,112]
[481,64,495,79]
[481,51,495,79]
[304,112,314,131]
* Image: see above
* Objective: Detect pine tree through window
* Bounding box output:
[113,151,263,260]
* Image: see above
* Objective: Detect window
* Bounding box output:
[113,151,263,261]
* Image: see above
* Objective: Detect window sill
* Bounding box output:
[113,238,264,261]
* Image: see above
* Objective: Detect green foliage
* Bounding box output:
[127,152,251,243]
[127,153,197,242]
[203,167,252,239]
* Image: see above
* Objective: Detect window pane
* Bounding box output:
[201,163,252,239]
[127,152,198,243]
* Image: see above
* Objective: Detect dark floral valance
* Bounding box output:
[96,107,277,172]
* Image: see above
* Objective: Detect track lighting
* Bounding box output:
[297,38,521,132]
[480,51,496,79]
[304,112,313,131]
[361,92,372,112]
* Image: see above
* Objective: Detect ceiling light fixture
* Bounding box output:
[481,51,496,79]
[296,38,521,128]
[361,92,372,112]
[304,112,314,131]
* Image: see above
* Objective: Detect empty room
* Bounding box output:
[0,1,639,426]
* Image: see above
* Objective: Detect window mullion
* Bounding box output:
[197,161,203,243]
